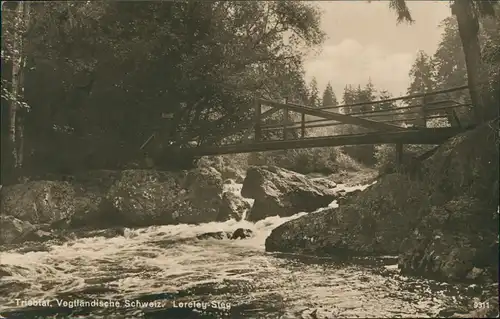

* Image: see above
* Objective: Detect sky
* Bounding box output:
[303,1,452,101]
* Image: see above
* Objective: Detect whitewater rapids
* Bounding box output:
[0,183,466,318]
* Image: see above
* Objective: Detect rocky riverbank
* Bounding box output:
[1,160,348,247]
[265,120,499,317]
[0,167,247,246]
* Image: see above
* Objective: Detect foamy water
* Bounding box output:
[0,182,466,318]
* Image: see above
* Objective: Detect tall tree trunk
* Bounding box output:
[6,2,23,182]
[17,3,31,173]
[452,0,486,123]
[6,2,30,183]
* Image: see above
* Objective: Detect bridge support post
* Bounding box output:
[301,112,306,138]
[395,143,403,165]
[254,100,262,142]
[283,97,289,140]
[420,95,428,128]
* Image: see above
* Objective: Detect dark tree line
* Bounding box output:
[1,1,324,182]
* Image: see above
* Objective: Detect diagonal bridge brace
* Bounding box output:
[258,99,407,132]
[175,97,405,148]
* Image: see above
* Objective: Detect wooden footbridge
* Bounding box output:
[143,85,474,165]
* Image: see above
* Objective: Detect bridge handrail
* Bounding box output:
[258,102,469,131]
[318,84,469,110]
[260,114,453,131]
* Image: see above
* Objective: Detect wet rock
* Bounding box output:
[265,173,426,256]
[221,166,244,182]
[2,167,248,244]
[438,306,469,318]
[466,267,484,281]
[196,231,232,240]
[0,215,36,245]
[398,197,499,282]
[22,229,54,243]
[1,181,76,224]
[242,166,339,221]
[70,227,127,239]
[196,228,254,240]
[309,178,338,190]
[197,155,245,183]
[0,268,12,278]
[231,228,253,240]
[336,189,362,205]
[235,175,245,183]
[70,167,229,227]
[217,191,251,221]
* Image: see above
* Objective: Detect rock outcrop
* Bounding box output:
[265,173,427,256]
[217,191,251,221]
[196,228,254,240]
[1,167,250,245]
[397,121,499,282]
[266,120,499,283]
[1,181,78,224]
[196,231,232,240]
[0,215,36,245]
[241,166,339,221]
[231,228,254,239]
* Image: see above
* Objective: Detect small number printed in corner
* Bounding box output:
[473,301,490,309]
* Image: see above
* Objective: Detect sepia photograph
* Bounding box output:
[0,0,499,318]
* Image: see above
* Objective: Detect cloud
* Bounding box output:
[304,39,417,100]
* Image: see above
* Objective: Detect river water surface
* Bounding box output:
[0,183,474,318]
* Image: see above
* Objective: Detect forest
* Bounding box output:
[1,1,499,184]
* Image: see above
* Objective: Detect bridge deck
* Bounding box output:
[182,127,465,156]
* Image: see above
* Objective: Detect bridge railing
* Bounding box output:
[156,85,472,148]
[250,85,472,143]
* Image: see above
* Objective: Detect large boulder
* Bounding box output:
[265,173,428,256]
[71,167,226,227]
[0,215,36,245]
[0,171,120,229]
[217,191,251,221]
[196,228,254,240]
[231,228,254,239]
[1,180,77,224]
[0,167,245,239]
[174,167,226,224]
[397,121,499,282]
[241,166,339,221]
[398,197,499,282]
[197,155,246,183]
[196,231,232,240]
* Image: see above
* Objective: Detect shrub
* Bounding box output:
[342,145,376,166]
[374,144,437,174]
[248,147,363,175]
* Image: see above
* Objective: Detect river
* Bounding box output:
[0,183,476,318]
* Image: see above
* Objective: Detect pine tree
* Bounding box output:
[342,85,356,114]
[407,51,437,105]
[358,79,376,112]
[376,90,395,112]
[322,82,337,107]
[308,77,321,107]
